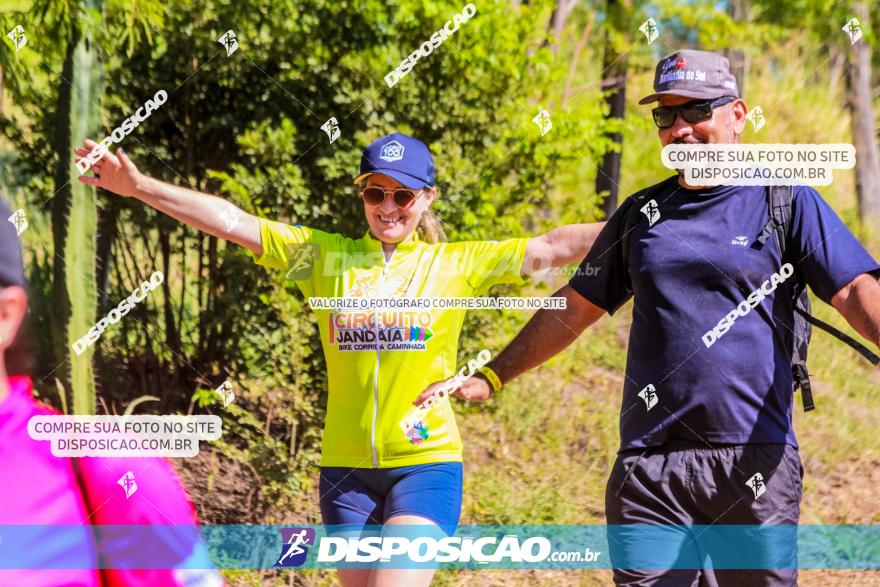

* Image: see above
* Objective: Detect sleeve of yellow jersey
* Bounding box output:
[248,217,345,298]
[462,238,531,296]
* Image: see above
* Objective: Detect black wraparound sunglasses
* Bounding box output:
[652,96,735,129]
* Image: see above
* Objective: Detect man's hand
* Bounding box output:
[414,375,493,408]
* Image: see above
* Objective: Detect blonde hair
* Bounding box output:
[417,206,446,243]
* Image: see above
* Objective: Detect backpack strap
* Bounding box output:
[762,186,816,410]
[763,186,880,411]
[765,185,880,366]
[794,303,880,365]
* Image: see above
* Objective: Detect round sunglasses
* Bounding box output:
[652,96,735,129]
[360,186,423,209]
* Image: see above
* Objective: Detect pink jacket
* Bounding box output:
[0,376,222,586]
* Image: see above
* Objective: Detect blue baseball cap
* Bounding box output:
[354,132,435,190]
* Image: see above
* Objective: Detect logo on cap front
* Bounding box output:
[380,140,405,162]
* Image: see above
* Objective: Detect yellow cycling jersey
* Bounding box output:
[250,218,529,468]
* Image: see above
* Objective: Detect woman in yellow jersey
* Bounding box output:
[76,132,604,586]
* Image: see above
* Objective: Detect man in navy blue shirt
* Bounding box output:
[417,49,880,585]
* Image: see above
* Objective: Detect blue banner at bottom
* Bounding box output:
[0,525,878,570]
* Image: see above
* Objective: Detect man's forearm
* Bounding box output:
[489,285,604,384]
[134,175,262,254]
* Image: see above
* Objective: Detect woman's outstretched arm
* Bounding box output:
[75,138,263,256]
[521,222,607,276]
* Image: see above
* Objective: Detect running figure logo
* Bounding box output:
[746,472,766,499]
[321,117,341,143]
[640,199,660,226]
[639,18,658,44]
[215,380,235,407]
[8,209,28,236]
[637,384,658,411]
[284,243,319,281]
[6,25,26,52]
[746,106,765,133]
[532,109,552,137]
[842,18,862,45]
[117,471,138,499]
[218,29,238,56]
[275,527,316,567]
[219,205,239,232]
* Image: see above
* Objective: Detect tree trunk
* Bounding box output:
[542,0,578,52]
[563,11,596,106]
[596,1,628,217]
[848,4,880,226]
[724,0,749,98]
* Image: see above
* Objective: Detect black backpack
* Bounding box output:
[619,178,880,411]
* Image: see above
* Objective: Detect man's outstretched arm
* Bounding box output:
[414,285,607,405]
[831,272,880,351]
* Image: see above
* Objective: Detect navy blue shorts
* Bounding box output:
[319,462,463,535]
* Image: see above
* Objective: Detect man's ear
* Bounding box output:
[731,99,748,138]
[0,286,27,350]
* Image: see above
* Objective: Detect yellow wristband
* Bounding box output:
[478,366,502,394]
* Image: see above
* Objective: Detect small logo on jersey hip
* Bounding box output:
[405,419,430,445]
[637,384,658,411]
[746,472,766,499]
[276,527,316,567]
[640,199,660,226]
[379,140,405,162]
[731,235,749,247]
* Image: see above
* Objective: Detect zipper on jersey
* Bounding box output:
[370,247,395,468]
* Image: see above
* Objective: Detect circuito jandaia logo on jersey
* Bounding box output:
[329,310,434,351]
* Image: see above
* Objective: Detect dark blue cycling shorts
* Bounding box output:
[319,462,463,536]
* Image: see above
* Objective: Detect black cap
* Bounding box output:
[0,197,26,289]
[639,49,739,105]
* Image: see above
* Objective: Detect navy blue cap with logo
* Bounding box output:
[0,197,26,290]
[354,132,435,190]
